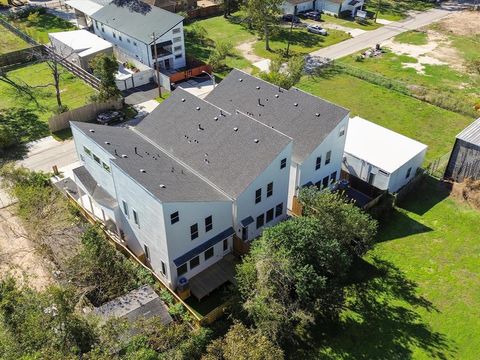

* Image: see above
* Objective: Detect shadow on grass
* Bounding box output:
[291,256,454,360]
[376,207,433,242]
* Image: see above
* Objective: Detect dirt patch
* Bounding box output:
[451,179,480,210]
[435,11,480,37]
[0,206,55,291]
[235,40,265,63]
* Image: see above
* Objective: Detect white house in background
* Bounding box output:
[69,85,292,297]
[65,0,111,28]
[90,2,186,70]
[48,30,113,71]
[343,116,428,193]
[281,0,364,16]
[206,69,350,211]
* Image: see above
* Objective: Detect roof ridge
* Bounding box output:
[234,109,293,141]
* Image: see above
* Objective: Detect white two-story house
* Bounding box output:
[90,2,186,70]
[281,0,364,16]
[206,69,350,211]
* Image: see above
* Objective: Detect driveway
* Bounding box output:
[123,83,161,105]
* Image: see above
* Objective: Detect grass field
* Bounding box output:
[0,62,96,123]
[0,24,30,54]
[297,73,473,163]
[394,30,429,45]
[9,13,75,44]
[367,0,435,21]
[292,177,480,359]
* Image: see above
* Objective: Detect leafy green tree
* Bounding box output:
[0,109,48,150]
[202,322,284,360]
[259,55,304,89]
[242,0,283,51]
[90,54,121,102]
[208,40,233,71]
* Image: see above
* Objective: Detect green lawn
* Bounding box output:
[253,27,350,60]
[297,73,474,163]
[367,0,435,21]
[0,24,30,54]
[319,13,383,31]
[294,177,480,359]
[394,30,429,45]
[9,13,75,44]
[0,62,96,123]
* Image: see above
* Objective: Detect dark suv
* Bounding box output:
[282,14,301,23]
[96,110,126,125]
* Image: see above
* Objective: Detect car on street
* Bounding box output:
[307,24,328,35]
[96,110,126,125]
[282,14,301,23]
[304,10,321,21]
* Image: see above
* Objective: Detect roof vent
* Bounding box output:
[239,78,243,82]
[233,127,238,132]
[275,94,279,98]
[315,113,320,117]
[140,169,146,173]
[294,103,298,107]
[198,123,204,131]
[89,129,95,133]
[159,184,166,188]
[204,153,208,157]
[213,116,218,121]
[254,139,259,143]
[114,149,118,156]
[105,141,110,145]
[171,167,175,172]
[181,98,185,102]
[196,106,201,111]
[204,158,210,164]
[121,154,128,158]
[256,86,260,90]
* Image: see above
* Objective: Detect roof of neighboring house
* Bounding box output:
[71,122,229,203]
[205,69,349,164]
[456,118,480,147]
[90,2,184,44]
[94,285,172,324]
[345,116,427,173]
[136,89,293,198]
[65,0,111,16]
[48,30,112,58]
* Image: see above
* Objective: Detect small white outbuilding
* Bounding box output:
[343,116,428,193]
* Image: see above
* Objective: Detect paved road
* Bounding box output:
[310,8,451,59]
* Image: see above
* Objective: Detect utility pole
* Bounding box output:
[374,0,381,23]
[152,32,162,98]
[285,10,296,57]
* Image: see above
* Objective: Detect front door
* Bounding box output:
[164,58,171,69]
[242,226,248,241]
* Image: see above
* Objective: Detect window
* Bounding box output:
[127,38,130,43]
[368,172,376,185]
[119,35,122,41]
[322,176,329,188]
[190,223,198,240]
[205,215,212,232]
[406,167,412,179]
[161,261,167,276]
[223,239,228,251]
[133,41,137,46]
[256,214,264,229]
[275,203,283,218]
[144,244,150,260]
[122,200,128,217]
[190,256,200,269]
[112,32,116,39]
[339,126,345,137]
[102,162,110,173]
[80,154,85,162]
[325,151,331,165]
[101,26,105,33]
[173,36,182,43]
[95,20,99,29]
[173,27,181,34]
[266,208,274,223]
[133,209,139,227]
[93,154,101,164]
[175,54,182,59]
[83,146,92,156]
[315,156,322,170]
[280,158,287,169]
[174,45,182,52]
[255,188,262,204]
[267,182,273,197]
[330,171,337,183]
[204,247,214,260]
[177,263,187,277]
[170,211,179,224]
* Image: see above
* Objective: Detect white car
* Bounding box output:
[307,24,328,36]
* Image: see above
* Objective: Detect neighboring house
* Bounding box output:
[70,86,292,295]
[143,0,197,13]
[65,0,112,28]
[281,0,364,16]
[343,116,427,193]
[445,117,480,182]
[90,2,186,70]
[48,30,113,71]
[205,69,350,211]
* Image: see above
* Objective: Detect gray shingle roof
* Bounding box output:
[205,69,350,164]
[71,122,228,203]
[135,88,292,198]
[457,118,480,147]
[91,2,183,44]
[73,165,117,208]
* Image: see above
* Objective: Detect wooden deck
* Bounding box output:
[189,255,237,301]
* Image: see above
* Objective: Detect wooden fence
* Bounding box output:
[393,171,426,206]
[187,4,223,18]
[48,98,123,132]
[0,45,43,67]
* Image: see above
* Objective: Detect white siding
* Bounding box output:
[343,153,390,190]
[388,149,426,193]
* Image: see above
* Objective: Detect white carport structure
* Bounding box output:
[66,0,111,27]
[343,116,427,193]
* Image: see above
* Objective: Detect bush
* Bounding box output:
[7,6,46,20]
[208,40,233,71]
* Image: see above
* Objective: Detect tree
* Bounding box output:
[89,54,121,102]
[242,0,283,51]
[259,55,304,89]
[0,108,49,150]
[208,40,233,71]
[202,322,284,360]
[223,0,240,17]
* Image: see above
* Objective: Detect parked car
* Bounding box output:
[96,110,125,125]
[307,24,328,35]
[282,14,300,23]
[304,10,321,21]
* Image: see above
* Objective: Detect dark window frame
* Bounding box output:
[177,263,187,277]
[325,151,331,165]
[315,156,322,170]
[205,215,213,232]
[275,203,283,218]
[204,247,214,260]
[280,158,287,169]
[190,256,200,269]
[266,208,274,223]
[170,211,179,225]
[190,223,199,240]
[256,214,264,229]
[255,188,262,204]
[267,182,273,197]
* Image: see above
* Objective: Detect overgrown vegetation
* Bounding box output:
[259,55,303,89]
[0,108,48,152]
[90,54,121,102]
